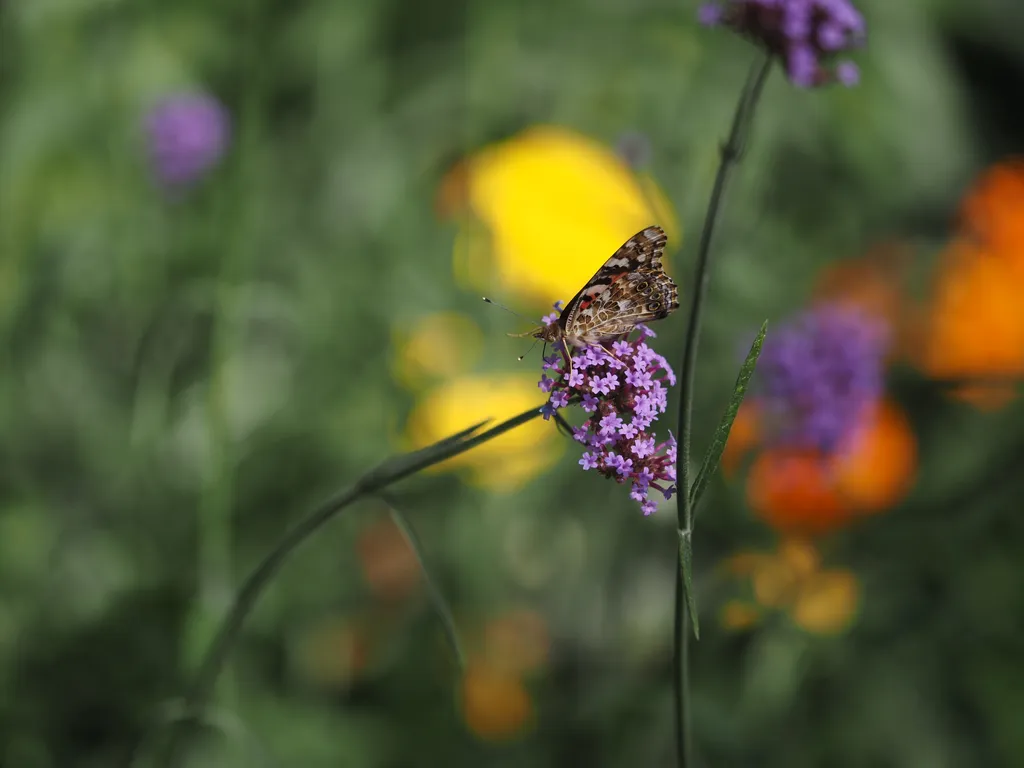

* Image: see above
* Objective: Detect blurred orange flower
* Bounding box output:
[957,157,1024,266]
[460,660,534,741]
[918,238,1024,409]
[741,399,916,536]
[722,538,860,635]
[915,159,1024,408]
[439,125,680,309]
[357,514,421,602]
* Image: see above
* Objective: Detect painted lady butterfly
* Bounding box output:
[527,225,679,350]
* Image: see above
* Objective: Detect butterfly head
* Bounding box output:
[508,321,562,343]
[534,321,564,344]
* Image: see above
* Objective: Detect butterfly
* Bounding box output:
[520,225,679,354]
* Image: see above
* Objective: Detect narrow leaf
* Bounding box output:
[357,405,544,493]
[678,530,700,640]
[690,320,767,514]
[382,496,466,671]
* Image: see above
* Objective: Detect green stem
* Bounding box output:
[145,404,546,767]
[382,495,466,671]
[672,53,772,768]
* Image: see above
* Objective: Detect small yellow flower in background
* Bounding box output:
[460,660,534,741]
[722,538,860,635]
[404,375,562,491]
[789,568,860,634]
[391,312,483,388]
[458,607,548,741]
[720,600,762,631]
[440,125,680,307]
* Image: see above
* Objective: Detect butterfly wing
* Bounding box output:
[570,269,679,343]
[558,226,677,344]
[557,225,668,330]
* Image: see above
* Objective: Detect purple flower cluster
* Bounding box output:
[755,305,886,452]
[538,314,678,516]
[699,0,865,88]
[145,92,231,190]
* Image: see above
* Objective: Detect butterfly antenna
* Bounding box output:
[482,296,529,321]
[517,337,540,361]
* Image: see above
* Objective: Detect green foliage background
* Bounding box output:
[2,0,1024,766]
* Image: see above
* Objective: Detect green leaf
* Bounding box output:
[678,529,700,640]
[356,406,543,494]
[689,319,767,515]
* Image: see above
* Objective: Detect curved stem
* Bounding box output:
[142,404,546,767]
[672,53,772,768]
[382,495,467,671]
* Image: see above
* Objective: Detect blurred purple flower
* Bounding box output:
[145,92,230,189]
[698,0,865,88]
[539,312,677,516]
[755,305,886,452]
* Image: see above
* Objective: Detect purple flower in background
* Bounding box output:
[538,312,677,516]
[145,92,230,189]
[698,0,866,88]
[756,305,886,452]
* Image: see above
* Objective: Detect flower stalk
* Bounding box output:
[673,53,772,768]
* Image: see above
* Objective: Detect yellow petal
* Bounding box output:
[460,660,534,741]
[752,556,802,609]
[790,569,860,635]
[453,125,680,307]
[404,375,562,491]
[720,600,762,631]
[778,538,821,579]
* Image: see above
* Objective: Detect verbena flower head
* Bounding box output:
[699,0,866,88]
[538,311,677,516]
[755,305,886,452]
[145,92,230,189]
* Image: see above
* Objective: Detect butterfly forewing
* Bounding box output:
[558,226,677,344]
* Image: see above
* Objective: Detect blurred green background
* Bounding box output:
[3,0,1024,766]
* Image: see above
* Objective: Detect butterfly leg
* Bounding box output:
[561,339,576,385]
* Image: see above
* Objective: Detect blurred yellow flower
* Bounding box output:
[722,538,860,635]
[720,600,762,631]
[460,659,534,741]
[391,312,482,388]
[440,125,680,308]
[404,375,561,491]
